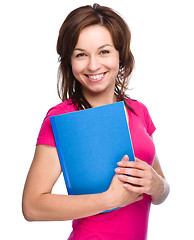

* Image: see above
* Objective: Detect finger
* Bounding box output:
[117,160,145,170]
[115,167,144,178]
[117,155,129,166]
[122,155,129,161]
[118,174,144,186]
[123,183,145,195]
[135,157,146,164]
[135,158,150,168]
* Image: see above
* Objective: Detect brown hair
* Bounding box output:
[57,4,135,112]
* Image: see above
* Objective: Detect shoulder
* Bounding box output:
[46,99,76,118]
[40,99,76,135]
[126,98,156,135]
[36,100,76,147]
[125,98,149,115]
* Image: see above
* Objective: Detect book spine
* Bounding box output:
[122,103,135,162]
[126,125,135,162]
[50,116,72,195]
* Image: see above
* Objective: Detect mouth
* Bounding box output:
[84,72,107,82]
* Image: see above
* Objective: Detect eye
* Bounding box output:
[99,50,110,55]
[76,53,86,58]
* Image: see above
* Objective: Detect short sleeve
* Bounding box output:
[141,103,156,136]
[36,106,66,147]
[127,99,156,136]
[36,101,76,147]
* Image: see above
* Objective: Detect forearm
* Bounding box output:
[151,176,170,205]
[23,192,109,221]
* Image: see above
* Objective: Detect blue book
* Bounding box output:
[50,101,135,212]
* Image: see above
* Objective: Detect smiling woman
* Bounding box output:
[22,4,169,240]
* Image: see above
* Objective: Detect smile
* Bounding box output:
[85,72,107,82]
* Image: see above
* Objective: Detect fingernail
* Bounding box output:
[118,175,124,180]
[123,155,129,160]
[115,168,120,173]
[117,161,123,165]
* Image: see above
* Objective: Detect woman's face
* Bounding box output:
[71,25,120,98]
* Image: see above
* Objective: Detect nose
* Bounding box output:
[87,56,101,72]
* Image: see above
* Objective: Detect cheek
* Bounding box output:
[106,53,120,71]
[107,58,120,73]
[71,61,84,77]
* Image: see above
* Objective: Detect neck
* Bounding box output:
[83,91,118,108]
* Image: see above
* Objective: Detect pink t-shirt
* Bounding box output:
[37,99,156,240]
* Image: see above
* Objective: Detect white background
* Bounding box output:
[1,0,193,239]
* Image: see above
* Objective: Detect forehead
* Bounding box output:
[75,25,114,49]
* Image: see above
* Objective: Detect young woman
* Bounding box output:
[22,4,170,239]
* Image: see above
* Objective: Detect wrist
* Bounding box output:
[151,177,170,205]
[102,190,116,211]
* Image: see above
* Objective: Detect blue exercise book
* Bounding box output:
[50,101,135,213]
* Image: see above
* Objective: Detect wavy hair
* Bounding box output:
[57,4,135,112]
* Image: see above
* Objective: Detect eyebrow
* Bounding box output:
[74,44,113,52]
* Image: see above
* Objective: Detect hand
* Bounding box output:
[115,156,165,197]
[106,174,143,210]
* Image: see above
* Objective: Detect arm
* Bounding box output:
[22,146,142,221]
[150,154,170,204]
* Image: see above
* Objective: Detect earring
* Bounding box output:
[93,3,100,9]
[117,67,125,82]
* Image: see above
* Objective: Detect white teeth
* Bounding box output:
[88,73,104,80]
